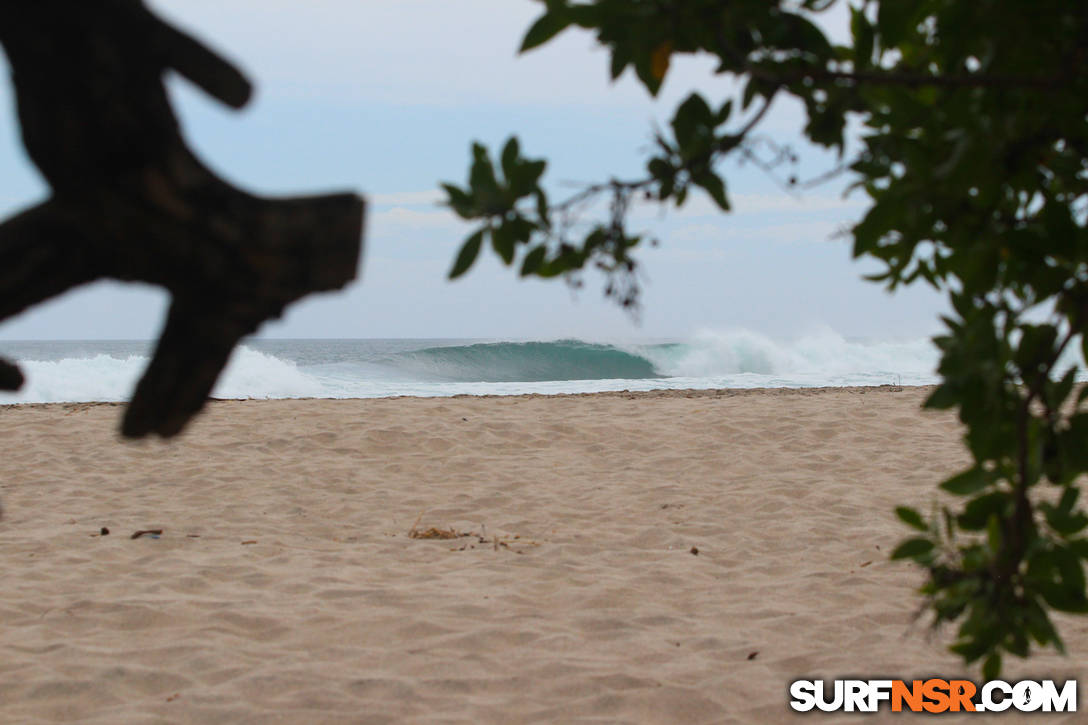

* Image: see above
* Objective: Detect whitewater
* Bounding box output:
[0,330,944,404]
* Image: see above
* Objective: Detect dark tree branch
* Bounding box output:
[0,358,22,391]
[0,1,365,437]
[150,14,252,108]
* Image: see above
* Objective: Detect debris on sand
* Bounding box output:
[408,526,463,540]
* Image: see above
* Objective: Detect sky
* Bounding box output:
[0,0,948,342]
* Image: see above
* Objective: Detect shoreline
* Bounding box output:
[0,381,936,412]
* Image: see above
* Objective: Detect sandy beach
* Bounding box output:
[1,386,1085,723]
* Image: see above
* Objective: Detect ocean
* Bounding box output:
[0,330,944,404]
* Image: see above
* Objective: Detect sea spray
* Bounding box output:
[3,346,324,403]
[11,353,146,403]
[641,328,940,379]
[213,347,326,399]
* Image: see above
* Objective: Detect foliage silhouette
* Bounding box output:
[0,0,364,437]
[442,0,1088,676]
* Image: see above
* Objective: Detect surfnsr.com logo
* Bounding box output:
[789,679,1077,713]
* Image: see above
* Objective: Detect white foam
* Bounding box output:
[6,354,146,403]
[212,347,326,399]
[1,346,329,404]
[643,327,940,384]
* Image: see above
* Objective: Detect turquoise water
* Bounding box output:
[0,331,945,403]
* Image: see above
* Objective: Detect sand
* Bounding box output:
[1,387,1085,724]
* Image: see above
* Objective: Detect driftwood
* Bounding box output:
[0,1,365,437]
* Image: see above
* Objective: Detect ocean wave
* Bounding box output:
[6,353,147,403]
[641,328,940,380]
[385,339,661,382]
[0,330,952,403]
[3,347,324,403]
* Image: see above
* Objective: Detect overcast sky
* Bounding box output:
[0,0,946,341]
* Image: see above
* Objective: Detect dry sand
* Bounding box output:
[1,387,1085,723]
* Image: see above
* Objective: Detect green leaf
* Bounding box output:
[940,468,991,496]
[1059,485,1080,514]
[958,492,1011,531]
[1013,324,1058,377]
[1069,538,1088,559]
[850,6,874,67]
[852,198,895,257]
[1062,414,1088,471]
[876,1,917,48]
[491,222,516,265]
[671,93,713,149]
[982,652,1002,680]
[527,159,547,183]
[805,101,847,149]
[647,157,673,181]
[924,384,958,410]
[1049,368,1077,411]
[950,638,989,663]
[895,506,928,532]
[582,227,606,253]
[986,514,1003,552]
[534,189,550,228]
[694,171,729,211]
[449,229,485,279]
[1055,546,1087,593]
[442,183,475,219]
[715,99,733,125]
[1024,598,1058,645]
[469,143,500,196]
[506,215,535,245]
[501,137,520,183]
[520,10,571,52]
[741,77,759,111]
[633,53,664,96]
[891,537,934,559]
[520,245,547,277]
[1040,583,1088,613]
[610,46,630,80]
[510,159,548,196]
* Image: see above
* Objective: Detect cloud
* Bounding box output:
[370,190,445,206]
[663,219,850,246]
[627,191,865,222]
[372,206,462,232]
[725,192,866,216]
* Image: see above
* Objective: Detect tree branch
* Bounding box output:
[0,2,365,437]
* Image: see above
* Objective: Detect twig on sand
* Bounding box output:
[408,526,464,540]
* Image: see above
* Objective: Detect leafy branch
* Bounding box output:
[440,0,1088,676]
[442,91,778,307]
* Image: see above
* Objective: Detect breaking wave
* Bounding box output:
[387,340,660,382]
[0,329,947,403]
